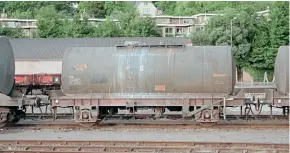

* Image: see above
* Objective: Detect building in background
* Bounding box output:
[133,1,162,16]
[0,4,270,38]
[0,13,216,38]
[0,17,37,37]
[0,15,119,38]
[152,13,219,37]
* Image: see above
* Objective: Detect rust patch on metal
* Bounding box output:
[155,85,166,91]
[213,73,227,77]
[74,64,88,71]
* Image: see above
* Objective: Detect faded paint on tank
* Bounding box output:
[274,46,289,95]
[0,36,15,95]
[61,46,235,95]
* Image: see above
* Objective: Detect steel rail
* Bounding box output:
[7,117,288,130]
[22,114,289,121]
[8,123,289,130]
[0,140,289,153]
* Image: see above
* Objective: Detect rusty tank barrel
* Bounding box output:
[61,45,236,95]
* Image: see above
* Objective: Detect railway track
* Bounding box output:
[2,113,287,129]
[0,140,288,153]
[4,118,288,131]
[23,113,289,121]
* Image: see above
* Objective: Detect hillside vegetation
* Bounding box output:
[0,1,289,81]
[0,1,162,38]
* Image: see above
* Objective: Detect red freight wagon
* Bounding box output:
[14,74,33,85]
[34,74,61,86]
[14,74,61,95]
[15,74,61,86]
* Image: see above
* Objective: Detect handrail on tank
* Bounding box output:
[116,44,185,48]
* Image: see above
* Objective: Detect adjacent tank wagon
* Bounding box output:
[0,36,15,95]
[269,46,290,111]
[0,37,50,128]
[274,46,289,96]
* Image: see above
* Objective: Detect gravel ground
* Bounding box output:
[0,127,288,144]
[6,104,286,144]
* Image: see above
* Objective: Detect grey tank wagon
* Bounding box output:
[61,45,236,95]
[49,44,289,126]
[50,45,243,125]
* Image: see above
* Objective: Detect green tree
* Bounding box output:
[190,9,256,81]
[155,1,273,16]
[65,15,96,38]
[77,1,106,18]
[0,1,76,18]
[104,1,136,16]
[247,1,290,81]
[154,1,177,15]
[0,1,42,18]
[109,3,161,37]
[190,30,211,45]
[36,5,67,38]
[0,26,24,38]
[126,17,162,37]
[53,2,76,17]
[269,1,289,48]
[94,19,122,37]
[10,10,33,19]
[247,17,273,81]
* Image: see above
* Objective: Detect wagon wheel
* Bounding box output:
[12,117,20,124]
[0,109,9,128]
[199,122,217,127]
[0,121,8,128]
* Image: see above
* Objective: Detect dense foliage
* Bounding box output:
[0,1,289,81]
[154,1,273,16]
[189,1,289,81]
[0,1,161,38]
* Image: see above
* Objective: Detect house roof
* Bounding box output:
[10,37,190,61]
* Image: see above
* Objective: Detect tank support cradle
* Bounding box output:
[74,106,99,127]
[185,99,224,124]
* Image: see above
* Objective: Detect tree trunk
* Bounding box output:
[237,68,243,82]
